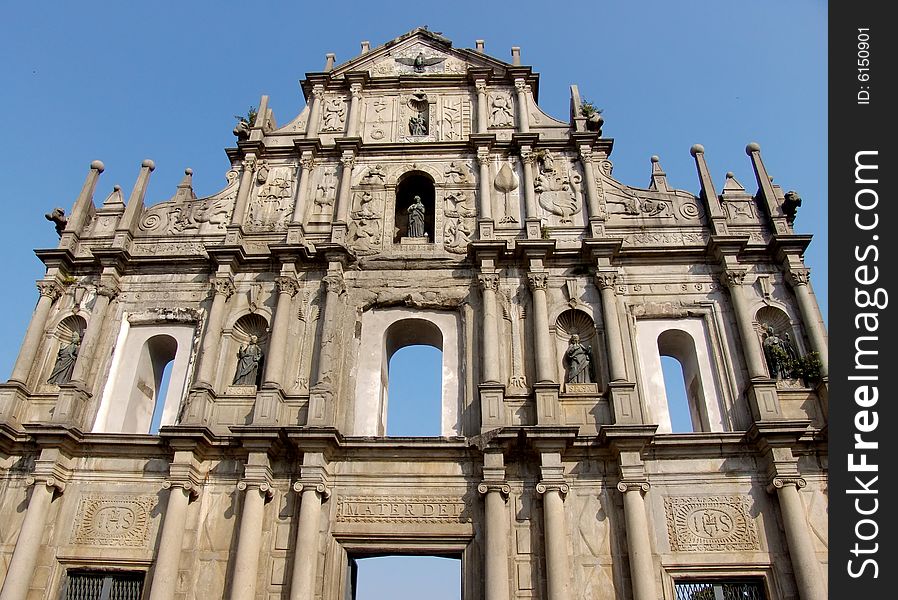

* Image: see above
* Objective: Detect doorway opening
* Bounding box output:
[350,554,461,600]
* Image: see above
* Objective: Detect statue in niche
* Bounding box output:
[47,332,80,385]
[490,93,514,127]
[233,336,263,386]
[762,325,797,379]
[564,334,594,383]
[407,196,426,237]
[409,111,428,136]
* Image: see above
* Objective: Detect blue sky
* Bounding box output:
[1,2,826,597]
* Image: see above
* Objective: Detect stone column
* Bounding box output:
[308,268,345,425]
[514,79,530,133]
[193,276,235,389]
[334,151,355,226]
[519,147,538,222]
[721,270,768,379]
[290,154,315,226]
[786,269,829,377]
[477,482,511,600]
[261,275,299,389]
[536,481,570,600]
[618,481,657,600]
[477,273,501,384]
[289,483,329,600]
[148,481,197,600]
[230,155,257,229]
[306,85,324,138]
[595,272,627,382]
[527,272,555,383]
[772,477,826,600]
[477,148,493,222]
[346,83,363,138]
[9,281,62,386]
[229,481,272,600]
[578,147,603,222]
[0,478,62,600]
[475,80,488,133]
[68,283,118,385]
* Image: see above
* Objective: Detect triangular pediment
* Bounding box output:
[329,27,512,79]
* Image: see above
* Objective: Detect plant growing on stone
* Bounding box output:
[234,106,258,126]
[580,100,601,117]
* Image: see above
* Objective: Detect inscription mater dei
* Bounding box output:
[337,496,469,523]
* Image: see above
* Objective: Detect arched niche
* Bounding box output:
[554,308,599,387]
[43,314,87,386]
[94,318,196,434]
[353,308,461,436]
[394,171,436,242]
[635,318,726,433]
[226,313,270,388]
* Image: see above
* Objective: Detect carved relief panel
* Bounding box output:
[535,150,584,226]
[72,494,157,547]
[664,495,760,552]
[139,169,238,236]
[246,163,295,232]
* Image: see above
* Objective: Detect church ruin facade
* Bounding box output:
[0,29,828,600]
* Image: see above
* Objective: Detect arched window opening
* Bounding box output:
[394,172,436,243]
[123,335,177,434]
[149,359,174,434]
[658,329,709,433]
[383,319,443,437]
[351,555,461,600]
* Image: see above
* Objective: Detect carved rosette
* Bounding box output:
[536,481,570,499]
[786,268,810,287]
[210,277,236,299]
[36,280,63,302]
[721,269,747,288]
[477,273,500,292]
[527,272,549,291]
[594,272,618,291]
[664,495,760,552]
[275,276,300,297]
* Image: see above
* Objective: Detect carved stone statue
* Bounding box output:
[233,336,263,386]
[407,196,426,237]
[409,112,428,136]
[564,334,593,383]
[47,332,80,385]
[489,93,514,127]
[762,325,796,379]
[45,208,68,236]
[783,190,802,225]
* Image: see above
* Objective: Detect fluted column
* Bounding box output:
[477,273,501,384]
[230,155,257,228]
[148,481,197,600]
[0,477,62,600]
[786,269,829,377]
[289,483,329,600]
[618,481,657,600]
[721,270,768,379]
[579,146,602,221]
[527,272,555,383]
[306,85,325,138]
[334,151,355,225]
[346,83,363,138]
[477,148,493,221]
[262,275,299,389]
[536,482,570,600]
[514,80,530,133]
[68,283,117,385]
[9,281,62,385]
[291,154,315,225]
[772,477,826,600]
[595,272,627,382]
[475,80,488,133]
[229,481,273,600]
[192,276,235,389]
[477,482,511,600]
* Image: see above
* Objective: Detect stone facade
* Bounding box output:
[0,29,827,600]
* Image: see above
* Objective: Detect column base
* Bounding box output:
[479,383,505,432]
[478,219,495,240]
[252,386,284,425]
[608,381,642,424]
[224,225,244,246]
[534,382,561,426]
[52,382,91,427]
[330,222,348,244]
[286,223,306,245]
[182,387,217,426]
[747,380,783,422]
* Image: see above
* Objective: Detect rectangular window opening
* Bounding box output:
[350,554,461,600]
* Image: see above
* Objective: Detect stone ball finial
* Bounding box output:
[113,184,121,191]
[90,160,105,172]
[142,159,156,171]
[650,155,660,163]
[690,144,705,156]
[746,142,761,154]
[185,168,193,176]
[726,171,735,179]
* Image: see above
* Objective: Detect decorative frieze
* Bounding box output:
[664,495,760,552]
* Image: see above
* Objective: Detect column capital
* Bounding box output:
[617,480,650,494]
[720,268,747,288]
[340,152,356,168]
[275,276,300,297]
[323,273,346,296]
[311,84,325,99]
[349,83,363,97]
[594,271,618,290]
[236,479,275,499]
[769,476,807,492]
[520,148,536,165]
[292,481,332,500]
[527,272,549,291]
[25,475,66,494]
[476,148,491,165]
[578,146,594,163]
[95,283,120,300]
[36,280,63,301]
[477,273,500,292]
[536,481,569,498]
[477,482,511,499]
[475,80,488,93]
[786,268,811,287]
[299,155,316,171]
[162,479,200,500]
[211,276,236,299]
[242,156,257,172]
[514,79,527,93]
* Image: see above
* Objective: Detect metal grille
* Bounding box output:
[675,580,764,600]
[65,572,144,600]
